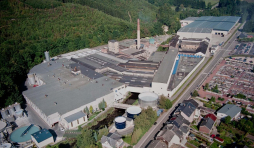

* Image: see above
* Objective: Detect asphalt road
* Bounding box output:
[135,24,242,148]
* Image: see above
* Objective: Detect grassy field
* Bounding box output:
[204,0,219,5]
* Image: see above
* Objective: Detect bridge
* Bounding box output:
[112,103,133,109]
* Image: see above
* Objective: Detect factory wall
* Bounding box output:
[24,84,125,129]
[211,30,228,35]
[32,136,54,148]
[24,95,52,127]
[177,32,212,39]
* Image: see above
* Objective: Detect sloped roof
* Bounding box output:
[183,99,199,108]
[217,104,241,118]
[205,114,217,122]
[168,115,190,128]
[147,140,167,148]
[178,16,240,33]
[101,131,122,147]
[64,111,86,123]
[200,117,214,130]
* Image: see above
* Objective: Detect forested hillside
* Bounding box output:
[0,0,160,108]
[0,0,252,108]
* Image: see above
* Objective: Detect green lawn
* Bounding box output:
[132,100,139,105]
[204,0,219,5]
[189,140,201,147]
[88,111,101,121]
[122,135,132,144]
[191,125,199,131]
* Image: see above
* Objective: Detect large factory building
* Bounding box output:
[23,56,126,129]
[178,16,240,39]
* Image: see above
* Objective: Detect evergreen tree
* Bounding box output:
[89,106,94,114]
[85,106,89,115]
[94,131,98,142]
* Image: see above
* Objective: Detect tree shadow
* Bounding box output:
[58,143,71,148]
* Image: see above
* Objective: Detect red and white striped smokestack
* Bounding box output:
[137,19,140,49]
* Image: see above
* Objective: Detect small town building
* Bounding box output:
[199,114,217,134]
[216,104,241,120]
[101,131,125,148]
[31,129,54,148]
[156,124,183,147]
[174,99,199,122]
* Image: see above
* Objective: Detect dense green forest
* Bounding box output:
[0,0,252,109]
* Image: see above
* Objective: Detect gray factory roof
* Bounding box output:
[148,52,165,62]
[153,48,178,83]
[178,16,240,33]
[64,111,86,123]
[217,104,241,118]
[23,61,122,116]
[69,63,103,79]
[181,17,199,21]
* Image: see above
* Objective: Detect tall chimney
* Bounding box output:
[137,19,140,50]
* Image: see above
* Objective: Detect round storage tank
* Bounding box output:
[126,106,141,119]
[115,116,126,129]
[138,92,158,108]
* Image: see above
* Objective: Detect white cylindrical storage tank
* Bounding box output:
[115,116,126,129]
[27,73,35,85]
[44,51,50,61]
[126,106,141,119]
[138,92,158,108]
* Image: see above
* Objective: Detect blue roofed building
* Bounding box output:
[31,129,54,148]
[178,16,240,39]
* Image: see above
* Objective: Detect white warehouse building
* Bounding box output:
[23,58,126,130]
[178,16,240,39]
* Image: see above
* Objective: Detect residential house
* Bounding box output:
[31,129,54,148]
[147,140,167,148]
[101,131,124,148]
[156,124,183,147]
[166,115,190,137]
[216,104,241,120]
[199,114,217,134]
[174,99,199,122]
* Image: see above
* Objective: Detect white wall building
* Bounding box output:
[108,40,119,53]
[178,16,240,39]
[23,58,126,129]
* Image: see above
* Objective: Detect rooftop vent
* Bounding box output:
[54,102,57,105]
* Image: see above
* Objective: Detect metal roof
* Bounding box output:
[181,17,199,21]
[23,62,123,117]
[31,129,52,143]
[148,52,165,62]
[217,104,241,118]
[153,48,178,83]
[178,16,240,33]
[64,111,86,123]
[138,92,158,101]
[126,106,141,114]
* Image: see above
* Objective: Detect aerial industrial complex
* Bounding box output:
[0,15,243,148]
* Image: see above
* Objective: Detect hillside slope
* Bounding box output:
[0,0,158,107]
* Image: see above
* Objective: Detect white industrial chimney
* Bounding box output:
[137,19,140,50]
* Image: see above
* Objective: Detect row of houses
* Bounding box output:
[147,99,242,148]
